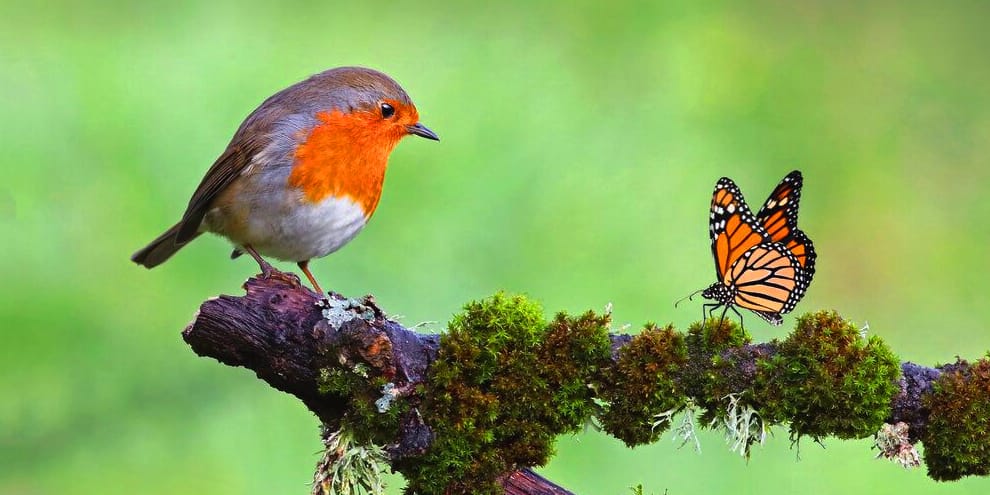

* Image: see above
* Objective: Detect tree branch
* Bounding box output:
[183,273,988,493]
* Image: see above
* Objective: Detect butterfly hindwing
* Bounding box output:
[781,229,816,277]
[726,242,812,325]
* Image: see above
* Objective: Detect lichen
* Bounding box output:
[312,426,388,495]
[698,343,778,445]
[321,297,376,327]
[375,383,397,413]
[874,422,921,469]
[651,399,702,452]
[921,355,990,481]
[710,393,767,458]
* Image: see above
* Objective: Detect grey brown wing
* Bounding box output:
[174,139,261,243]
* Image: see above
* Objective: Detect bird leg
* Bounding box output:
[298,260,326,296]
[238,245,306,289]
[243,245,276,278]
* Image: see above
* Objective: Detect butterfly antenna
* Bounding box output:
[674,289,704,308]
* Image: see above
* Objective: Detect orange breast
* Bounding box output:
[289,110,405,216]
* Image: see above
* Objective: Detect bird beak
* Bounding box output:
[407,122,440,141]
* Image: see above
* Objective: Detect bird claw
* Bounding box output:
[251,266,302,288]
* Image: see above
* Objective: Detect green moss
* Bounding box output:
[683,318,752,417]
[598,323,688,447]
[922,356,990,481]
[316,365,405,445]
[539,310,614,431]
[756,311,900,440]
[402,293,611,495]
[686,317,751,354]
[317,363,370,394]
[316,301,914,487]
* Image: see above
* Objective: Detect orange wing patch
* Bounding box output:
[710,178,767,280]
[755,170,816,271]
[781,234,813,268]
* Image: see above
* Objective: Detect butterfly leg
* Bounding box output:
[702,303,720,330]
[717,305,732,331]
[729,305,745,332]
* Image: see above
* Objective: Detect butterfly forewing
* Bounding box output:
[756,171,802,243]
[710,178,770,282]
[755,170,817,272]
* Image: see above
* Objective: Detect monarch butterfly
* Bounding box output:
[698,171,816,326]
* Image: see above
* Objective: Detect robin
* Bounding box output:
[131,66,438,294]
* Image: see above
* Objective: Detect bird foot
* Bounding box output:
[246,266,302,289]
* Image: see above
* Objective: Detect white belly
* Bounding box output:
[257,195,368,261]
[205,193,369,262]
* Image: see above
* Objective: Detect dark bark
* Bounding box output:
[502,469,575,495]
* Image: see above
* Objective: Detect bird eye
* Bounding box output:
[380,103,395,119]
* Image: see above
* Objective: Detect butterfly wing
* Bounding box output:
[756,171,802,242]
[726,242,813,326]
[756,170,817,271]
[783,229,817,277]
[710,177,770,281]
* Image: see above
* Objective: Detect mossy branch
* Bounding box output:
[183,272,990,494]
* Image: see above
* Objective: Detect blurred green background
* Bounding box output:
[2,0,989,493]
